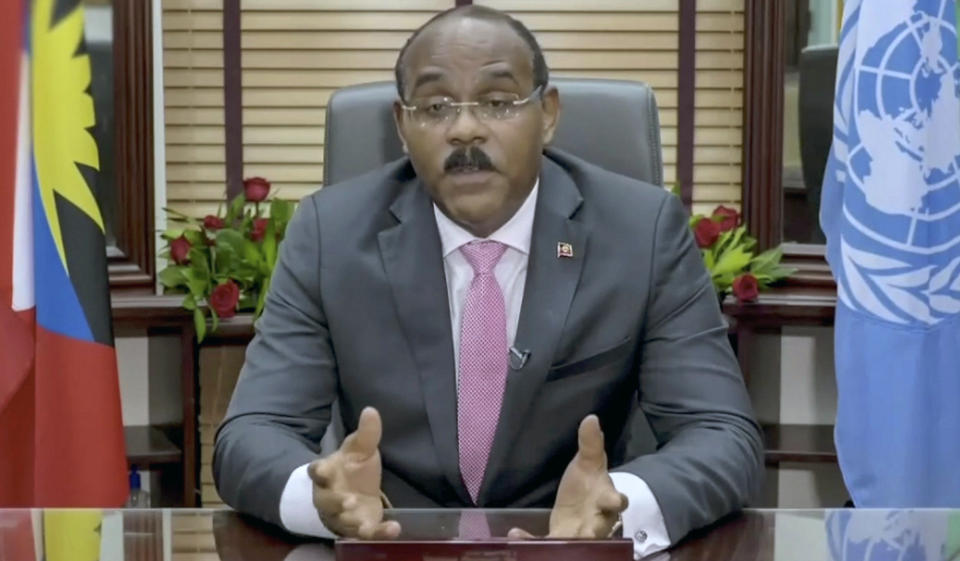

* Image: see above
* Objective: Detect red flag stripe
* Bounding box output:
[0,0,23,310]
[32,327,127,506]
[0,510,36,559]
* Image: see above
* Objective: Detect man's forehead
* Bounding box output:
[404,16,533,79]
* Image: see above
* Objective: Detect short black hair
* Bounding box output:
[394,5,549,102]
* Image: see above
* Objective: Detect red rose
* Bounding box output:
[209,280,240,319]
[243,177,271,202]
[694,217,721,248]
[203,215,225,230]
[170,236,191,265]
[250,218,269,242]
[732,273,760,302]
[712,205,740,232]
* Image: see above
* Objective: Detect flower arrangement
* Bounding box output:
[159,177,294,341]
[690,205,795,302]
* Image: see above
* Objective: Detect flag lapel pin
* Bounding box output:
[557,242,574,259]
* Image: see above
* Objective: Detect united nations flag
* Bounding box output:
[821,0,960,506]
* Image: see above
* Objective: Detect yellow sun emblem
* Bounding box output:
[32,0,103,272]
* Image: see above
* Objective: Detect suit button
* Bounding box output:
[634,529,648,543]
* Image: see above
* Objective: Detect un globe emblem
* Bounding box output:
[826,510,954,561]
[831,2,960,325]
[842,4,960,254]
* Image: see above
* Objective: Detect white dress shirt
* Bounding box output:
[278,180,670,559]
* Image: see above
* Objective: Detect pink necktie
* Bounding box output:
[457,510,493,539]
[457,240,508,504]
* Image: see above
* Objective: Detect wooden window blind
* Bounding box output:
[693,0,744,215]
[164,1,746,218]
[163,0,226,219]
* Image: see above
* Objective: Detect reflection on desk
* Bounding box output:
[1,508,959,561]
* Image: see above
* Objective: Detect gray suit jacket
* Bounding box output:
[213,148,764,542]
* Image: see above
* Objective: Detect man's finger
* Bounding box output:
[357,519,401,540]
[341,407,382,459]
[507,527,537,540]
[309,459,337,488]
[336,504,371,529]
[374,520,402,539]
[313,487,350,516]
[597,490,629,513]
[576,415,607,470]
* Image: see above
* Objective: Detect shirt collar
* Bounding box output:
[433,178,539,258]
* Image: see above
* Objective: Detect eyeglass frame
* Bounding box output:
[399,85,545,125]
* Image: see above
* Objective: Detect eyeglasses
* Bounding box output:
[401,86,544,126]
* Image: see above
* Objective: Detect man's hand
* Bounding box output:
[508,415,628,539]
[308,407,402,539]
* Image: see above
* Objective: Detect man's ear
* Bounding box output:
[540,85,560,145]
[392,100,409,154]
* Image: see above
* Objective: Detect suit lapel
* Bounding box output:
[377,180,472,505]
[479,157,588,504]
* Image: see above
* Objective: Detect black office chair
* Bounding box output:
[323,78,664,186]
[799,45,838,244]
[318,78,666,458]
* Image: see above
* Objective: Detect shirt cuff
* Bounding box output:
[609,472,672,560]
[278,463,337,539]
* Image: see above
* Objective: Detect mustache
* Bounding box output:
[444,147,496,172]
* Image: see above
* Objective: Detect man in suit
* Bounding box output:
[213,5,763,558]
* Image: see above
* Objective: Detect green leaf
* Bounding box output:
[183,229,204,246]
[214,242,238,274]
[263,221,278,269]
[187,248,211,279]
[216,228,247,255]
[158,266,187,288]
[669,182,682,198]
[193,308,207,343]
[181,293,197,311]
[163,206,193,219]
[712,229,735,255]
[210,310,220,333]
[255,276,271,317]
[713,272,735,289]
[243,238,262,266]
[270,199,293,226]
[712,244,753,277]
[227,194,247,223]
[713,226,747,257]
[703,247,716,270]
[182,267,209,298]
[750,247,784,275]
[162,227,185,240]
[767,265,798,281]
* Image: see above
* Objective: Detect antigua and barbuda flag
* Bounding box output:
[821,0,960,506]
[0,0,127,506]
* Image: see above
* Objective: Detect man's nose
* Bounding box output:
[445,106,489,146]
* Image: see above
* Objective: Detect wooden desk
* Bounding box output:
[3,507,956,560]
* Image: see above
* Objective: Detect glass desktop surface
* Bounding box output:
[2,508,959,560]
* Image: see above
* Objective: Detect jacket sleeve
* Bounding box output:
[213,196,337,526]
[611,194,764,542]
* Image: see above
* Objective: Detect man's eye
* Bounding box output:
[425,103,447,114]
